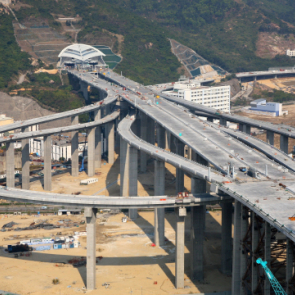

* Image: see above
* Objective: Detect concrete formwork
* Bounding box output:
[85,207,98,290]
[154,159,165,247]
[6,142,15,188]
[175,207,186,289]
[71,115,79,177]
[21,127,30,190]
[44,135,52,191]
[94,109,102,169]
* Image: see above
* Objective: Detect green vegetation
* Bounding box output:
[253,90,295,103]
[0,9,31,88]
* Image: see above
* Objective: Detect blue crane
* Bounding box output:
[256,258,287,295]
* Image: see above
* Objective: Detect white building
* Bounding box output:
[58,44,106,69]
[163,84,231,113]
[286,49,295,57]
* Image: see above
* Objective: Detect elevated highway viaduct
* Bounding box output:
[2,68,295,293]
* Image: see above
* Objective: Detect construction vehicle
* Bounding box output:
[288,214,295,221]
[256,258,287,295]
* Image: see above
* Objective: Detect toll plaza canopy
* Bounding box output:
[58,44,106,68]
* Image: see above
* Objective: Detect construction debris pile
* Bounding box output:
[1,218,81,232]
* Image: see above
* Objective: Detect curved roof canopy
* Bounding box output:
[58,44,105,62]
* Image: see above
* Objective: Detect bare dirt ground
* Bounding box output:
[238,104,295,153]
[256,32,295,59]
[0,150,232,294]
[0,210,231,295]
[256,77,295,94]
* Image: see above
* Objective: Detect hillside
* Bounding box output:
[2,0,295,89]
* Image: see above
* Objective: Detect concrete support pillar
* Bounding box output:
[154,160,165,247]
[190,204,206,281]
[244,125,251,135]
[176,139,184,194]
[266,130,274,146]
[129,146,138,220]
[252,212,259,293]
[21,127,30,190]
[6,142,15,188]
[280,135,289,154]
[140,112,147,173]
[120,137,129,196]
[157,124,165,149]
[240,205,248,294]
[94,109,102,169]
[232,201,242,295]
[239,124,244,132]
[44,135,52,191]
[220,118,227,126]
[175,207,186,289]
[207,117,213,122]
[71,115,79,177]
[80,81,89,101]
[87,128,95,177]
[190,177,206,281]
[85,207,98,290]
[165,130,171,150]
[107,121,115,164]
[147,116,155,145]
[264,222,271,295]
[221,202,232,275]
[286,239,294,294]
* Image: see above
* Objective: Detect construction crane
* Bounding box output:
[256,258,287,295]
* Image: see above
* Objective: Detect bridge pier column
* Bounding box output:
[232,201,242,295]
[165,130,171,150]
[107,121,115,164]
[175,207,186,289]
[240,205,248,294]
[129,146,138,220]
[85,207,98,290]
[266,130,274,146]
[239,124,244,132]
[221,202,232,275]
[140,112,147,173]
[44,135,52,191]
[154,159,165,247]
[71,115,79,177]
[244,124,251,134]
[21,127,30,190]
[280,135,289,154]
[286,239,293,294]
[190,177,206,281]
[220,118,227,126]
[207,117,213,122]
[6,142,15,188]
[147,116,155,145]
[252,212,259,293]
[264,222,271,295]
[87,127,95,177]
[157,124,165,149]
[94,109,102,169]
[120,137,129,197]
[176,139,184,194]
[80,81,89,101]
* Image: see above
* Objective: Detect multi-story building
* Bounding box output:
[163,84,231,113]
[286,49,295,57]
